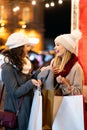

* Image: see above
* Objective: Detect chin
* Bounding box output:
[56,53,60,57]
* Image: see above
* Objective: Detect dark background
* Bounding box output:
[44,0,71,50]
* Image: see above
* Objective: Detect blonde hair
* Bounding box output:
[53,51,71,72]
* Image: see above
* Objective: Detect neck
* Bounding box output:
[56,54,78,77]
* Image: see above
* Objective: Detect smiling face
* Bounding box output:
[54,42,66,57]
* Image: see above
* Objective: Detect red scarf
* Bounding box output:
[55,54,78,77]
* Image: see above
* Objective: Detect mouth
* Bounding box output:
[55,50,59,54]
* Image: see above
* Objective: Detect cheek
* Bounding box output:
[56,46,66,56]
[27,46,31,51]
[24,48,26,54]
[61,47,66,54]
[23,47,28,56]
[24,46,30,53]
[56,46,65,51]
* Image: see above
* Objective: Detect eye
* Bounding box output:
[26,44,30,47]
[56,44,59,46]
[55,43,59,46]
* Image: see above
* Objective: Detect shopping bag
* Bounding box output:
[0,110,18,128]
[52,95,84,130]
[27,89,42,130]
[42,88,54,130]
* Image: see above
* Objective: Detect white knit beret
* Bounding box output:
[54,30,82,54]
[6,32,29,49]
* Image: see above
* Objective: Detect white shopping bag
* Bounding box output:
[52,95,84,130]
[0,54,5,81]
[27,89,42,130]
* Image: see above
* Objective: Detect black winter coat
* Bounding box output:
[1,63,35,130]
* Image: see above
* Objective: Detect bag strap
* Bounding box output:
[0,84,24,116]
[16,96,24,116]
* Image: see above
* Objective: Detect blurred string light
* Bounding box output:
[0,0,64,28]
[11,0,63,10]
[13,6,20,12]
[44,1,55,8]
[50,1,55,7]
[45,3,50,8]
[31,0,63,8]
[32,0,37,5]
[58,0,63,4]
[43,0,63,8]
[22,24,26,29]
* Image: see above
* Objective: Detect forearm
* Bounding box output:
[60,84,82,95]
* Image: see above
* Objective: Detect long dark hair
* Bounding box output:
[2,46,25,72]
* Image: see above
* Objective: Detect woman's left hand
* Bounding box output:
[56,75,70,86]
[38,79,42,87]
[32,79,42,87]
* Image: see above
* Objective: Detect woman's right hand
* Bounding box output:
[52,66,60,75]
[31,79,42,87]
[40,66,47,71]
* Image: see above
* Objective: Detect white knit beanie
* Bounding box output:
[54,29,82,54]
[6,32,30,49]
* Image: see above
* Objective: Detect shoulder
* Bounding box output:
[71,62,84,75]
[50,58,55,67]
[72,62,83,70]
[1,63,15,82]
[1,63,13,73]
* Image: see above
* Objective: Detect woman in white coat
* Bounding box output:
[50,30,84,95]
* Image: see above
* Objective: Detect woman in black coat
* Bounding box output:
[1,32,41,130]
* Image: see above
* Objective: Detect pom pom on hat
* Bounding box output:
[6,32,30,49]
[71,29,82,40]
[54,29,82,54]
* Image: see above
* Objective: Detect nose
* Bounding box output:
[54,46,56,50]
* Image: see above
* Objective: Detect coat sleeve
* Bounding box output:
[60,63,84,95]
[2,64,34,98]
